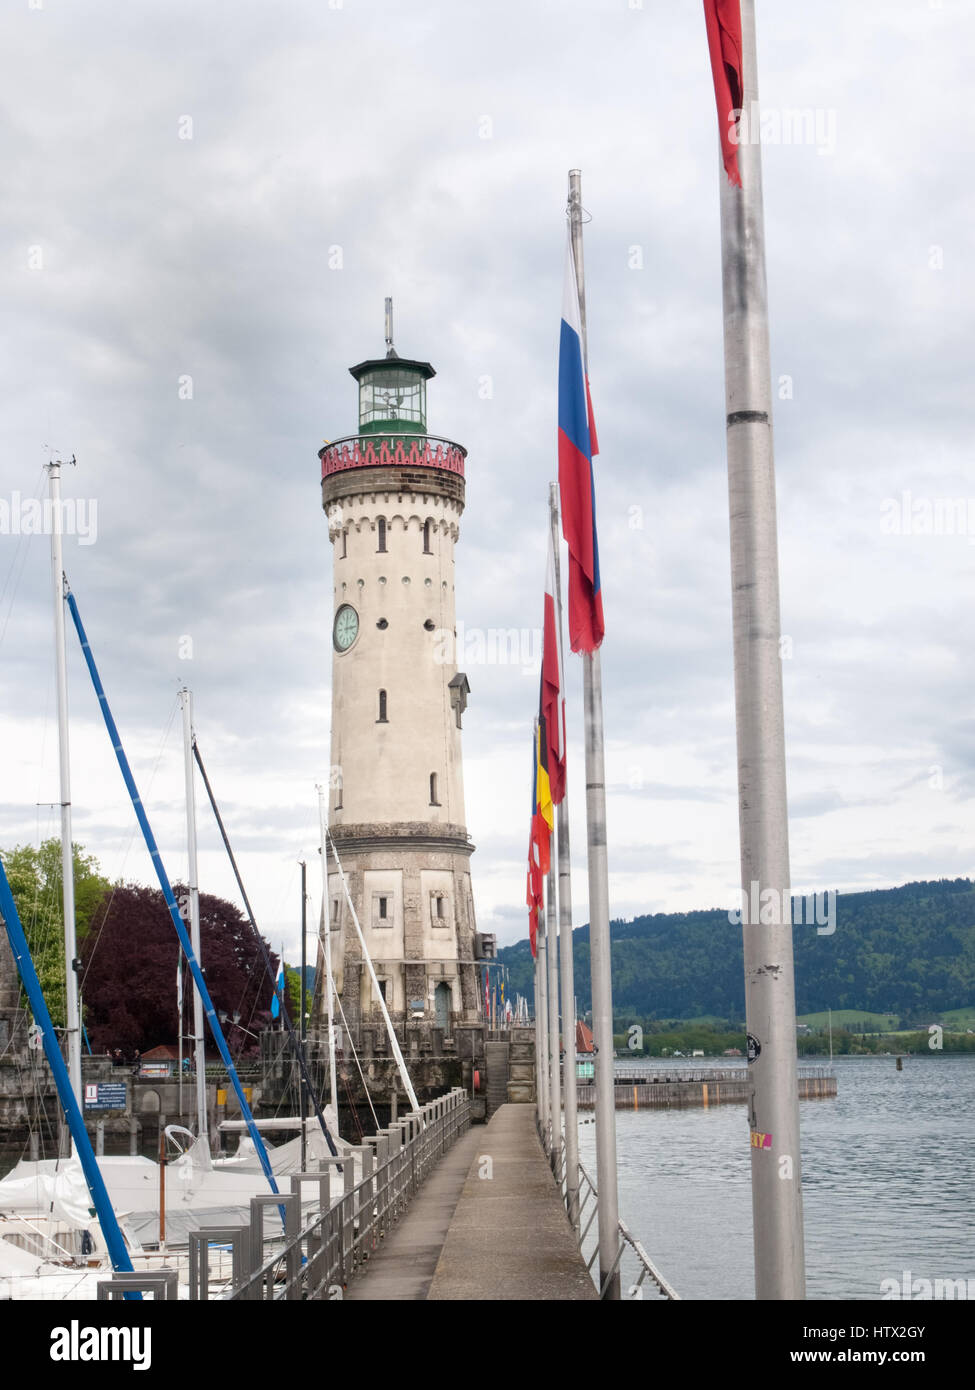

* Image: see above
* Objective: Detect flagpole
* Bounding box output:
[536,917,550,1154]
[545,856,560,1174]
[300,859,307,1172]
[568,167,620,1300]
[715,1,805,1299]
[550,481,581,1231]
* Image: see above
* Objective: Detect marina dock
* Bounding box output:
[346,1104,595,1301]
[579,1066,837,1111]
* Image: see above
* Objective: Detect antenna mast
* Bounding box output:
[384,296,395,356]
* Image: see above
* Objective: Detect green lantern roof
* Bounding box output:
[349,299,435,435]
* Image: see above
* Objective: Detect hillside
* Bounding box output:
[497,878,975,1023]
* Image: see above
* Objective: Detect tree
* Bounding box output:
[81,883,279,1056]
[284,965,311,1031]
[3,839,111,1028]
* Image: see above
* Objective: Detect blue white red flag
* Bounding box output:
[558,240,604,653]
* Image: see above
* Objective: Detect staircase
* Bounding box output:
[506,1026,536,1105]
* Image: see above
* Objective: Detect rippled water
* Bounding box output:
[576,1055,975,1300]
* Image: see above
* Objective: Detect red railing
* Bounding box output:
[320,434,466,480]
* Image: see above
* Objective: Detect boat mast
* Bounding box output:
[316,785,339,1132]
[46,456,82,1119]
[300,859,308,1171]
[179,687,208,1145]
[327,827,420,1113]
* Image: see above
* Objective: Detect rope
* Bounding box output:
[192,737,339,1159]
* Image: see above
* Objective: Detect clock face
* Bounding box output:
[333,604,359,652]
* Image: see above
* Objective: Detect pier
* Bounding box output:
[578,1066,837,1111]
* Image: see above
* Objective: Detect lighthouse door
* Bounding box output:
[434,982,451,1032]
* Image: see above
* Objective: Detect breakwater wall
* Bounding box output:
[576,1067,836,1111]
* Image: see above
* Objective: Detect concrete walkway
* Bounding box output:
[427,1104,597,1301]
[345,1124,483,1300]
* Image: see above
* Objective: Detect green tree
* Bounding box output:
[285,965,311,1031]
[3,839,111,1028]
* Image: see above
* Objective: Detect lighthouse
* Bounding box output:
[316,302,485,1104]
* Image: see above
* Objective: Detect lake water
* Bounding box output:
[576,1054,975,1300]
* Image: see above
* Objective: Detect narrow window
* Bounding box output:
[436,896,445,920]
[331,898,340,927]
[378,979,387,1002]
[340,529,347,558]
[379,896,388,920]
[423,519,433,553]
[335,784,343,811]
[378,689,388,722]
[429,772,440,805]
[377,518,387,553]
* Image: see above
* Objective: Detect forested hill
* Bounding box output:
[497,878,975,1022]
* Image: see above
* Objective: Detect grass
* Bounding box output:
[798,1009,899,1032]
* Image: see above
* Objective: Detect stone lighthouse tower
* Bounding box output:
[316,303,485,1102]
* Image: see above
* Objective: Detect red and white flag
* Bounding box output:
[703,0,744,187]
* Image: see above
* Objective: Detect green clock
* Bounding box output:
[333,604,359,652]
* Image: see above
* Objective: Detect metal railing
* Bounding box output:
[95,1089,471,1301]
[320,434,467,479]
[551,1132,680,1301]
[221,1088,470,1301]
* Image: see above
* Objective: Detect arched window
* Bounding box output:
[378,689,388,723]
[377,518,387,553]
[423,519,433,553]
[429,772,440,805]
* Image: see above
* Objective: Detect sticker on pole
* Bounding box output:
[750,1130,773,1149]
[746,1032,761,1064]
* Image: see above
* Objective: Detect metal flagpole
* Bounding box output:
[545,857,561,1175]
[300,860,308,1172]
[179,687,208,1145]
[536,918,550,1153]
[316,786,340,1128]
[550,481,581,1231]
[716,0,805,1299]
[46,458,82,1125]
[568,168,620,1299]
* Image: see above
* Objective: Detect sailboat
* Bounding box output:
[0,475,337,1293]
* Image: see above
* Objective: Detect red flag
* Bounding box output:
[526,719,553,956]
[541,527,567,805]
[703,0,744,188]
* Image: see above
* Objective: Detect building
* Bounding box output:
[312,305,487,1112]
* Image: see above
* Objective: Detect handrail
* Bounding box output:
[213,1089,471,1302]
[553,1132,680,1301]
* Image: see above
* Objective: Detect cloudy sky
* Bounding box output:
[1,0,972,968]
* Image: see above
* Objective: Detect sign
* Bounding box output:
[139,1062,172,1078]
[83,1082,128,1112]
